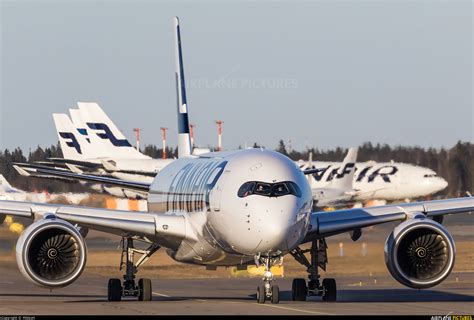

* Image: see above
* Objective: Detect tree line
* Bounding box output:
[0,141,472,197]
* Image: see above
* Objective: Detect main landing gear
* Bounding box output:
[108,237,160,302]
[290,238,337,302]
[255,255,281,304]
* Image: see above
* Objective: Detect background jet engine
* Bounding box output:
[16,216,87,288]
[384,218,455,289]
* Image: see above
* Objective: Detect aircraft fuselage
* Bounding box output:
[147,149,313,266]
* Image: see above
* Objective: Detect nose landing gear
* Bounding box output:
[255,255,281,304]
[290,239,337,302]
[107,237,160,302]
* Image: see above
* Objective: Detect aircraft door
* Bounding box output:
[210,170,230,212]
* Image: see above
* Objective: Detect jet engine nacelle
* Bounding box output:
[384,217,455,289]
[16,216,87,288]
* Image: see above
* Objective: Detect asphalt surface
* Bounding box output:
[0,264,472,315]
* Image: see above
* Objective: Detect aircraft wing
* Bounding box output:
[47,158,103,170]
[304,197,474,242]
[13,164,151,192]
[0,200,189,249]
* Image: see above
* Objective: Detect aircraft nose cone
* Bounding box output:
[439,178,448,191]
[433,177,448,192]
[251,201,307,254]
[225,198,306,256]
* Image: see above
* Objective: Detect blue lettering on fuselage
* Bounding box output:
[167,160,228,212]
[310,164,398,183]
[367,166,398,183]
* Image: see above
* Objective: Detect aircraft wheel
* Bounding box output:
[292,278,307,301]
[271,285,280,304]
[322,278,337,301]
[108,278,122,301]
[256,285,266,304]
[138,278,152,301]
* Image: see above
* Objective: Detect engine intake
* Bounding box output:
[16,217,87,288]
[385,218,455,289]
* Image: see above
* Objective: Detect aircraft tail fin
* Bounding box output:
[174,17,192,158]
[0,175,12,190]
[53,113,88,161]
[69,109,91,143]
[77,102,149,160]
[327,147,358,191]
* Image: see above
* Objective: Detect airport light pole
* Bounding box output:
[189,124,195,148]
[215,120,224,151]
[133,128,141,151]
[160,127,168,159]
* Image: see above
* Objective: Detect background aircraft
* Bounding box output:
[298,157,448,202]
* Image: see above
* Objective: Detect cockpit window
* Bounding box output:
[273,183,289,196]
[238,181,301,198]
[254,183,272,196]
[238,181,256,198]
[286,181,302,197]
[424,174,437,178]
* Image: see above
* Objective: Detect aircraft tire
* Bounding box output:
[292,278,307,301]
[271,285,280,304]
[256,285,266,304]
[138,278,152,301]
[108,278,122,302]
[322,278,337,301]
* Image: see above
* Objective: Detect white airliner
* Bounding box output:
[1,17,472,305]
[299,158,448,202]
[308,148,359,207]
[55,103,175,180]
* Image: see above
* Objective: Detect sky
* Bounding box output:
[0,0,472,152]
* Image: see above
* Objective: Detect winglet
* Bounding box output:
[101,159,118,172]
[65,163,84,174]
[174,17,192,158]
[13,165,31,177]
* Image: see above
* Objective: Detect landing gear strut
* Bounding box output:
[290,239,337,302]
[254,255,281,304]
[107,237,160,302]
